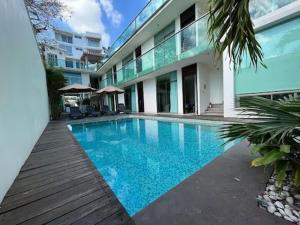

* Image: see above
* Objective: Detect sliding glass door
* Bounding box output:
[156,71,177,113]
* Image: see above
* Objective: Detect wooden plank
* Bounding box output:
[0,121,133,225]
[0,179,100,225]
[19,188,110,225]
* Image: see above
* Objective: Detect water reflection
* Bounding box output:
[71,119,236,216]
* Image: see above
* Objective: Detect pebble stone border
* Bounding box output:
[257,174,300,224]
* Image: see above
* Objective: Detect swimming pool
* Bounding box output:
[70,118,237,216]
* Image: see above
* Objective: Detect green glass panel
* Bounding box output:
[250,0,297,19]
[235,17,300,95]
[115,14,210,86]
[106,69,113,86]
[154,21,176,69]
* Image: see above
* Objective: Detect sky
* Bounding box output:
[53,0,149,47]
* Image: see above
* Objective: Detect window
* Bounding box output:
[156,71,177,113]
[180,4,196,52]
[47,54,58,66]
[75,35,82,39]
[61,34,73,43]
[113,65,117,84]
[64,73,82,85]
[55,32,60,41]
[180,4,195,29]
[75,61,80,69]
[76,47,83,51]
[65,60,74,68]
[59,44,73,56]
[87,38,100,47]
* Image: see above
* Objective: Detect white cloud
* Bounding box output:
[99,0,122,26]
[60,0,122,47]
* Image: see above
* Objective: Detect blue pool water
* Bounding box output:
[70,118,236,216]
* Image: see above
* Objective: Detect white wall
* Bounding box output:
[141,37,154,54]
[0,0,49,203]
[176,68,183,114]
[209,65,223,104]
[118,93,125,104]
[198,63,210,114]
[143,78,157,113]
[223,49,237,117]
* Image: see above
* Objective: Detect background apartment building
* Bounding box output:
[45,28,103,88]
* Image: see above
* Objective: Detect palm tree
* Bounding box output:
[207,0,265,70]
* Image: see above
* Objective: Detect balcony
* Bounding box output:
[115,14,210,86]
[48,59,100,72]
[99,75,116,89]
[101,0,170,65]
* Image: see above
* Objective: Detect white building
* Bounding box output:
[96,0,300,117]
[45,28,103,88]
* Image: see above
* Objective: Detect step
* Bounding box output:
[201,111,224,117]
[206,107,224,113]
[211,103,223,108]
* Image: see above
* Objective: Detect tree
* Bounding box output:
[25,0,67,34]
[46,68,66,120]
[208,0,265,69]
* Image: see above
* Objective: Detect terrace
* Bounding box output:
[0,115,291,225]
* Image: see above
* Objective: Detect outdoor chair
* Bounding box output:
[101,105,116,115]
[117,103,131,114]
[86,105,98,117]
[69,107,84,119]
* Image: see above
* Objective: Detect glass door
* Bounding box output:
[182,64,197,114]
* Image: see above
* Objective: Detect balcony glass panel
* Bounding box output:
[249,0,298,19]
[235,16,300,95]
[50,59,99,72]
[101,0,169,64]
[116,14,210,86]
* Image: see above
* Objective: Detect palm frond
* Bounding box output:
[208,0,265,70]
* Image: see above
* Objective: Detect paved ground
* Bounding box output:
[0,115,289,225]
[0,121,134,225]
[133,141,290,225]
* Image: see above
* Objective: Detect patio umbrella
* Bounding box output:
[58,84,96,111]
[58,83,96,93]
[96,86,124,95]
[96,86,124,111]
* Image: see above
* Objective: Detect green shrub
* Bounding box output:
[46,68,66,120]
[221,96,300,187]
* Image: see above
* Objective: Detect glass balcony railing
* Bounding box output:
[48,59,99,72]
[249,0,298,19]
[115,14,210,86]
[99,76,116,89]
[100,0,169,66]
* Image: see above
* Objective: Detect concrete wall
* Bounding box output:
[198,63,210,114]
[0,0,49,203]
[223,49,237,117]
[209,65,223,104]
[143,78,157,113]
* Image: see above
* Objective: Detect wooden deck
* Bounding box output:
[0,121,134,225]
